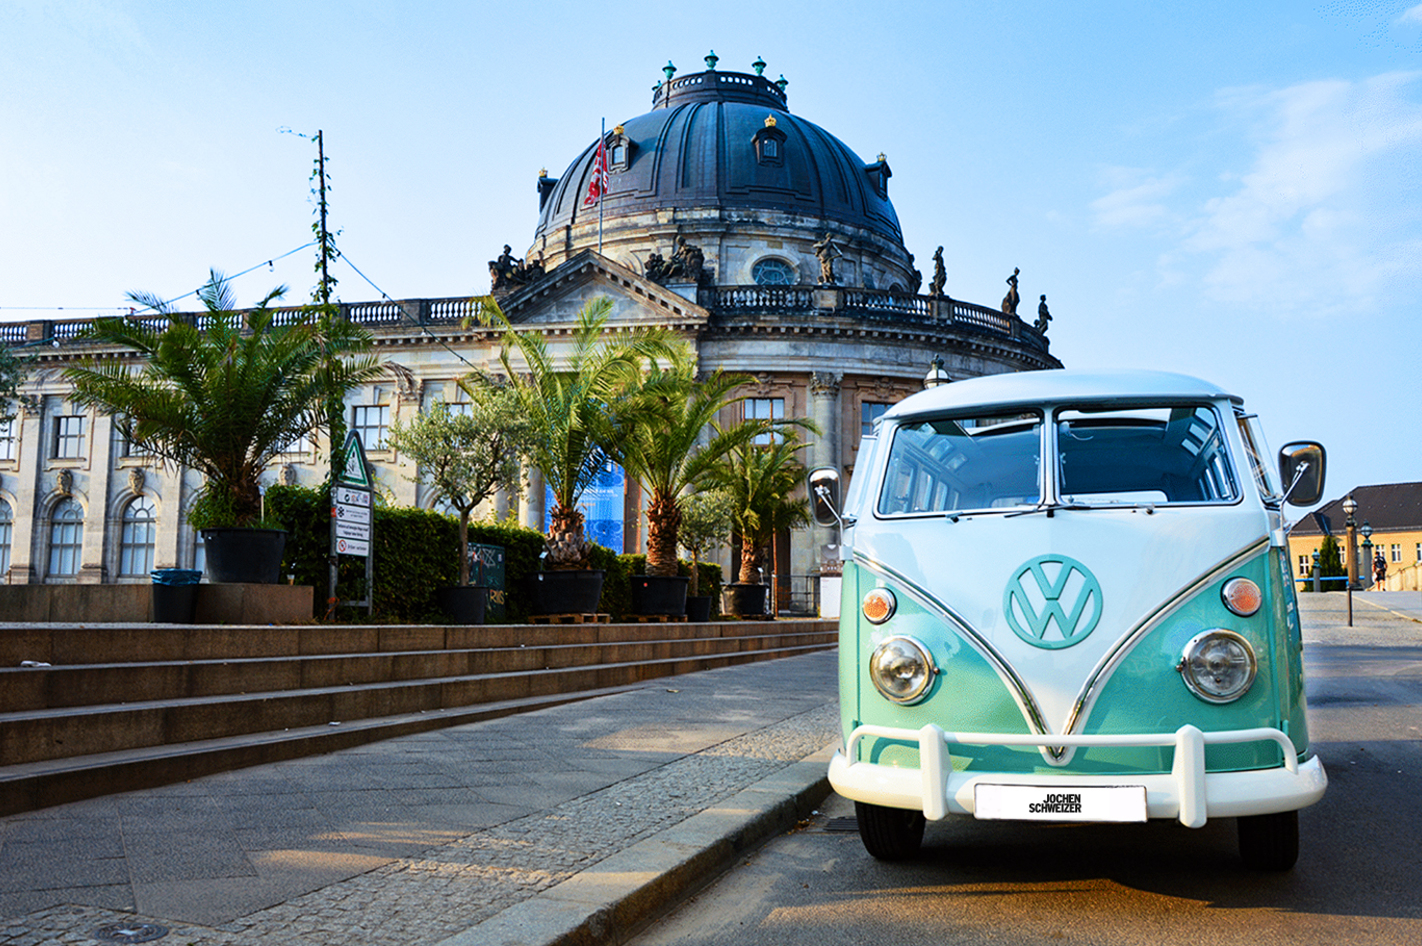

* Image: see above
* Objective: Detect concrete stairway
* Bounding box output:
[0,618,837,816]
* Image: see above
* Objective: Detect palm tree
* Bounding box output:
[478,296,676,568]
[63,270,382,528]
[710,432,815,585]
[609,354,768,578]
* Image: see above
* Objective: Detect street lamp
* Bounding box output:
[1343,494,1358,626]
[923,355,951,389]
[1361,520,1374,591]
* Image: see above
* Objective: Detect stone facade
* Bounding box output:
[0,65,1062,608]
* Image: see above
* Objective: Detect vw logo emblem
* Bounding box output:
[1003,555,1102,649]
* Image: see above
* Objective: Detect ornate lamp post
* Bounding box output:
[1361,521,1374,590]
[1343,494,1358,626]
[923,355,951,390]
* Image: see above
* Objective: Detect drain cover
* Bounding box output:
[825,816,859,832]
[92,923,168,943]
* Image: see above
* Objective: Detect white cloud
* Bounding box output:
[1090,169,1188,230]
[1106,72,1422,319]
[1400,4,1422,26]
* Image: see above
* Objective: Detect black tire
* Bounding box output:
[1237,810,1299,871]
[855,801,925,861]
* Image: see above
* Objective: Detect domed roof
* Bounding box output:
[533,68,903,247]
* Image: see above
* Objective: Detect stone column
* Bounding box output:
[520,462,545,534]
[78,408,113,584]
[6,401,42,583]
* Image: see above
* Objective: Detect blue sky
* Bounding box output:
[2,1,1419,513]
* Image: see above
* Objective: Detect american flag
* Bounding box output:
[584,134,608,206]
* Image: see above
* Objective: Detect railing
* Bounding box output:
[702,285,816,312]
[4,287,1049,357]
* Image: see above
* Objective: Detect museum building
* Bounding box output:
[0,57,1061,609]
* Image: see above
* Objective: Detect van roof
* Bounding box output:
[883,368,1241,422]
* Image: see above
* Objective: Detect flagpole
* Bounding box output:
[598,117,605,254]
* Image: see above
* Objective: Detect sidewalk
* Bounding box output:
[0,650,840,946]
[3,596,1415,946]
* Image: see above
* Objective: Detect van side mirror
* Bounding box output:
[1278,442,1326,507]
[807,466,842,527]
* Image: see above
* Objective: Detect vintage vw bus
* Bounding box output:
[810,369,1328,870]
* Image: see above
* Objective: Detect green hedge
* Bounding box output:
[265,486,718,623]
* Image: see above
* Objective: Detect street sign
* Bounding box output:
[338,431,374,489]
[336,537,369,556]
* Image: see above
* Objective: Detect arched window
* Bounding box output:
[752,258,796,286]
[49,498,83,577]
[120,496,157,576]
[0,499,12,577]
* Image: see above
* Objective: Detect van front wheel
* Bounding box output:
[1237,810,1299,871]
[855,801,925,861]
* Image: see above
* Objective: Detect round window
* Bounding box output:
[752,258,796,285]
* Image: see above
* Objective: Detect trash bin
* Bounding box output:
[469,544,506,623]
[151,569,202,623]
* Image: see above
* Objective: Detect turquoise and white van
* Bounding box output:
[809,369,1328,870]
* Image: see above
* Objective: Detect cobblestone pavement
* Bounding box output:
[0,652,840,946]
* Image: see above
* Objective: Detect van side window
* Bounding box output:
[1056,404,1239,505]
[878,412,1042,516]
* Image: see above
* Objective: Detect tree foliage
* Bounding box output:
[708,433,814,584]
[478,296,677,567]
[63,270,382,527]
[0,341,32,425]
[387,386,532,584]
[607,353,769,577]
[678,488,734,596]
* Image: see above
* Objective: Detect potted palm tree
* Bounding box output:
[709,432,814,617]
[477,296,675,614]
[386,384,531,623]
[608,353,770,616]
[64,270,381,583]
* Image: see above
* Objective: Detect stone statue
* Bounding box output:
[643,239,710,286]
[490,245,547,292]
[1001,267,1020,316]
[930,246,947,298]
[128,467,145,496]
[813,232,843,285]
[674,237,704,284]
[906,253,922,294]
[1035,294,1052,334]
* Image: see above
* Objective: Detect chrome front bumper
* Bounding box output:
[828,723,1327,828]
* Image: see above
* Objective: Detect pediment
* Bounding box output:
[497,250,710,329]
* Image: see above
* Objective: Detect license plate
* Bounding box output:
[973,784,1147,822]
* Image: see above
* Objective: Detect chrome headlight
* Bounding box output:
[868,636,936,704]
[1178,629,1257,703]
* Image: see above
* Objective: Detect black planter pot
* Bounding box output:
[436,585,487,625]
[200,528,287,584]
[725,582,768,617]
[685,595,714,623]
[630,575,689,616]
[527,569,605,615]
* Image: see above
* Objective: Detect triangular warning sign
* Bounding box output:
[338,431,373,489]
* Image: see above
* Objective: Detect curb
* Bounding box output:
[436,745,838,946]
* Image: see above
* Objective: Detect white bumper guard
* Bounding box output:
[828,723,1327,828]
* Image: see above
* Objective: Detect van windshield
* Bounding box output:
[1056,404,1238,505]
[877,411,1043,516]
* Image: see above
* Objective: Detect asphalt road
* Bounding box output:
[629,593,1422,946]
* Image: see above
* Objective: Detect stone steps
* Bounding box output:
[0,619,837,816]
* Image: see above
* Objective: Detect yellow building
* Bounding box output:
[1287,482,1422,591]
